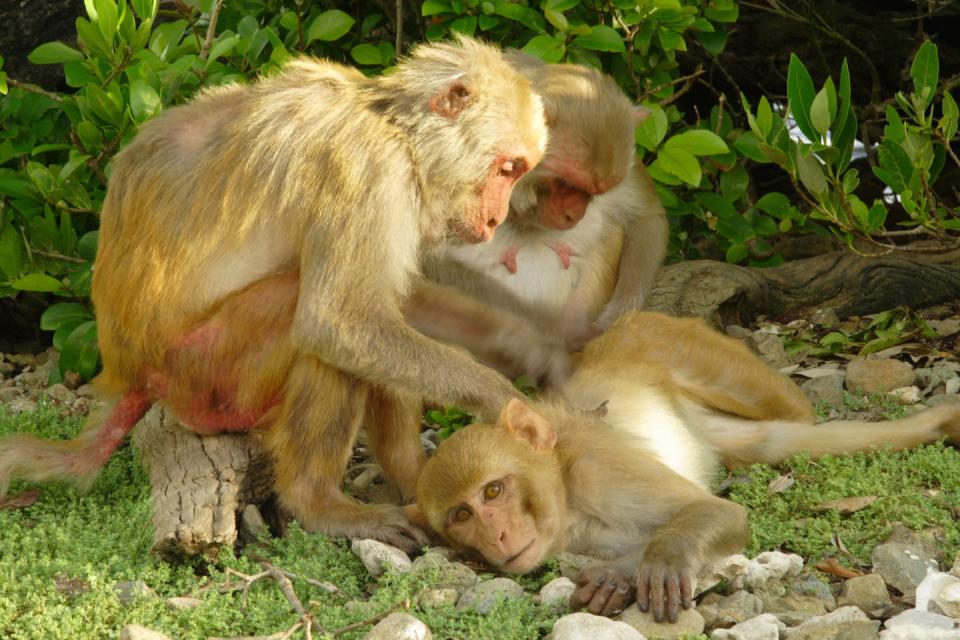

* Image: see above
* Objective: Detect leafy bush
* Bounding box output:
[0,0,957,381]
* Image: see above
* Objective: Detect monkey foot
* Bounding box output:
[548,242,575,269]
[499,245,519,274]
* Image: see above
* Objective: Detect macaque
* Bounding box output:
[0,36,558,551]
[413,311,960,621]
[421,53,668,351]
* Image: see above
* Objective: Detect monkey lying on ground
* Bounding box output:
[420,53,668,357]
[413,311,960,621]
[0,36,562,551]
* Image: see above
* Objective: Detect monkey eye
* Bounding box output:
[452,507,472,524]
[483,481,503,501]
[498,158,528,180]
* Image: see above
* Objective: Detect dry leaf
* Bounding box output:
[0,488,40,510]
[795,364,844,379]
[812,495,878,515]
[768,473,795,494]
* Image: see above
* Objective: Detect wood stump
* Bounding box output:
[134,249,960,560]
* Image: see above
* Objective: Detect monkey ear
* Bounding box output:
[429,81,473,118]
[634,105,652,123]
[500,399,557,451]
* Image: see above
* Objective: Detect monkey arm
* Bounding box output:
[594,193,669,330]
[403,277,569,388]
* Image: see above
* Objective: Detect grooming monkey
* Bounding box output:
[421,52,669,352]
[0,37,563,551]
[413,311,960,621]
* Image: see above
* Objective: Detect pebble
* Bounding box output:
[7,397,37,414]
[801,375,845,407]
[456,577,525,614]
[915,571,960,618]
[165,596,202,610]
[711,613,785,640]
[619,606,705,639]
[418,588,459,608]
[837,574,893,618]
[845,358,916,394]
[539,577,576,609]
[871,543,938,595]
[698,590,763,629]
[362,612,431,640]
[351,539,412,577]
[114,580,157,604]
[548,612,646,640]
[118,625,172,640]
[883,608,960,639]
[411,551,477,591]
[45,383,74,404]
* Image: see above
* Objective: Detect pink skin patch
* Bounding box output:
[500,245,519,274]
[93,390,152,465]
[465,154,530,243]
[548,242,575,269]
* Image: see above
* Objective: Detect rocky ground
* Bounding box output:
[2,302,959,640]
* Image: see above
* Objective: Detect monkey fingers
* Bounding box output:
[570,566,634,617]
[635,561,694,623]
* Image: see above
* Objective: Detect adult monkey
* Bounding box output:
[421,52,669,352]
[0,37,558,551]
[413,311,960,621]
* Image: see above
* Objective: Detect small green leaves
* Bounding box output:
[910,40,938,107]
[573,25,625,52]
[522,35,565,63]
[28,42,85,65]
[129,79,160,122]
[307,10,355,43]
[787,54,817,142]
[664,130,729,156]
[12,273,64,293]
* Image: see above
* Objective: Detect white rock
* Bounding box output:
[362,612,431,640]
[165,596,202,610]
[888,386,923,404]
[882,608,960,640]
[118,625,173,640]
[791,605,869,629]
[351,539,413,577]
[539,577,576,608]
[701,552,804,591]
[711,613,785,640]
[915,571,960,618]
[548,612,646,640]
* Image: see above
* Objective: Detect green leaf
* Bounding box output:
[522,35,565,63]
[493,1,545,33]
[205,34,239,67]
[795,147,827,196]
[93,0,119,41]
[695,28,726,56]
[41,302,93,331]
[657,27,686,52]
[572,25,625,53]
[754,192,792,219]
[59,320,99,381]
[307,10,355,43]
[544,0,580,10]
[940,91,958,141]
[450,16,478,35]
[645,158,683,186]
[834,59,852,135]
[148,19,187,60]
[52,318,89,352]
[0,72,6,95]
[787,54,817,142]
[663,129,729,156]
[720,164,748,200]
[810,86,832,136]
[634,104,668,151]
[77,230,98,261]
[12,273,64,293]
[756,96,773,139]
[129,79,160,122]
[725,243,748,264]
[873,139,913,193]
[0,224,22,278]
[657,147,701,186]
[544,9,568,32]
[421,0,452,15]
[910,40,939,108]
[841,168,860,194]
[351,44,383,65]
[131,0,158,21]
[28,42,85,65]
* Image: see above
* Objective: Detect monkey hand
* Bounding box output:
[634,551,696,623]
[569,565,635,617]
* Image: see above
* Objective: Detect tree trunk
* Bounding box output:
[134,248,960,559]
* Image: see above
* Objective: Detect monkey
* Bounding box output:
[0,36,559,551]
[411,310,960,621]
[420,52,669,354]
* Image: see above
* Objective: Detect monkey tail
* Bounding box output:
[0,390,152,498]
[693,403,960,467]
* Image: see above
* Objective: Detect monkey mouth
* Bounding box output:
[504,539,537,569]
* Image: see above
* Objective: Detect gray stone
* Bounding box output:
[884,608,960,637]
[757,589,830,626]
[114,580,157,604]
[418,588,460,608]
[789,572,836,605]
[118,625,172,640]
[748,332,790,369]
[7,397,37,414]
[548,612,646,640]
[411,551,477,591]
[0,386,21,402]
[871,543,938,595]
[845,358,916,395]
[811,308,841,329]
[456,577,525,614]
[698,590,763,630]
[726,325,752,339]
[351,539,412,577]
[619,606,705,639]
[539,577,576,609]
[362,612,432,640]
[239,504,270,541]
[786,606,879,640]
[802,375,846,407]
[929,394,960,407]
[45,383,74,404]
[838,574,893,617]
[165,596,202,610]
[76,384,96,398]
[710,613,785,640]
[885,523,945,563]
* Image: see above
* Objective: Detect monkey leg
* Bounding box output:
[590,311,814,422]
[364,387,425,503]
[701,404,960,467]
[265,357,428,552]
[0,390,151,497]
